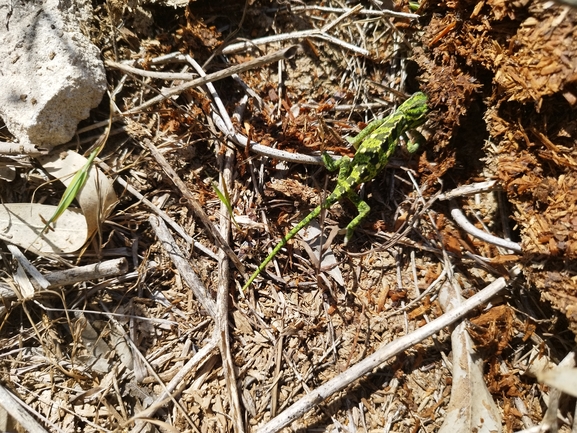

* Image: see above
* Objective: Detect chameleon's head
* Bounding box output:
[400,91,428,126]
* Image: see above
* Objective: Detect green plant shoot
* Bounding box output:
[212,180,240,230]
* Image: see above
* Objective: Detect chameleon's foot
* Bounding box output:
[336,227,350,246]
[399,129,425,155]
[322,152,350,173]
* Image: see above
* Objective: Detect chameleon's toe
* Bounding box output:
[343,228,356,246]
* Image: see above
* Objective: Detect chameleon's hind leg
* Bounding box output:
[400,129,426,154]
[343,190,370,245]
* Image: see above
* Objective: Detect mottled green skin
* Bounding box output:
[243,92,428,291]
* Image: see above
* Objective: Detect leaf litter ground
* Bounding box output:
[0,1,576,432]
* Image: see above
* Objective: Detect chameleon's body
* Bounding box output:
[242,92,428,291]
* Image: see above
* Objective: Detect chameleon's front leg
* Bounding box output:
[346,118,388,150]
[322,152,351,173]
[323,152,369,244]
[343,190,370,245]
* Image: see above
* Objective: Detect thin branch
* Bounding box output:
[221,29,369,56]
[221,117,325,165]
[438,180,499,200]
[222,6,368,55]
[149,215,218,318]
[145,139,246,275]
[289,5,421,20]
[449,199,522,253]
[43,258,128,287]
[0,141,48,155]
[109,45,299,114]
[0,258,128,308]
[186,54,246,433]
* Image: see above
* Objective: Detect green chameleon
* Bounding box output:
[242,91,428,291]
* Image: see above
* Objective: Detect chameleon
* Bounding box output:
[242,91,428,291]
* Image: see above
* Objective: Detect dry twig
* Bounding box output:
[145,139,245,275]
[108,45,299,115]
[258,268,521,432]
[149,215,217,318]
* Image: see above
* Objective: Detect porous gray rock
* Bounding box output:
[0,0,106,147]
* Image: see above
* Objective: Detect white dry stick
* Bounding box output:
[449,199,522,252]
[102,68,198,81]
[147,51,186,65]
[216,151,245,433]
[438,180,498,201]
[257,267,521,433]
[0,383,49,433]
[0,258,129,303]
[184,54,234,133]
[149,215,217,318]
[221,5,369,55]
[185,54,245,433]
[222,28,369,56]
[203,71,325,164]
[439,182,521,252]
[223,117,324,165]
[44,258,128,286]
[319,4,364,32]
[109,45,299,115]
[290,5,420,20]
[0,141,47,155]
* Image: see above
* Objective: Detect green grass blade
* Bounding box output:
[40,145,101,234]
[212,181,239,230]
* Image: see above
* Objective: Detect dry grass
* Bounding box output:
[0,1,576,432]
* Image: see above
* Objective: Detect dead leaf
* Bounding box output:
[0,203,86,253]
